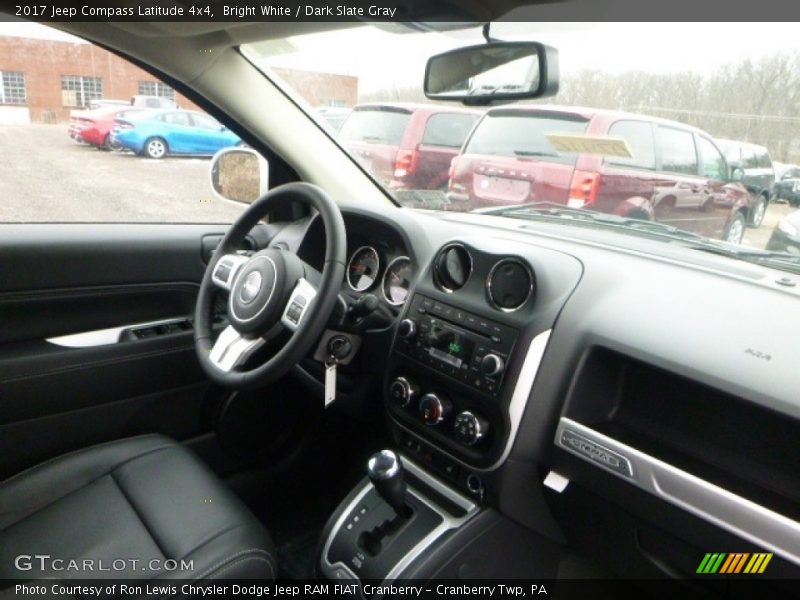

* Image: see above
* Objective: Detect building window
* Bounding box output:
[61,75,103,107]
[138,81,176,100]
[0,71,27,105]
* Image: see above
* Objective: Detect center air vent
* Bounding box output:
[434,243,472,292]
[487,258,534,311]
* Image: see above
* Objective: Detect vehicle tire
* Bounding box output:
[102,134,121,152]
[143,137,168,159]
[724,212,746,244]
[748,194,767,228]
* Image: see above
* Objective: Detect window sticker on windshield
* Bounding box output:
[546,134,633,158]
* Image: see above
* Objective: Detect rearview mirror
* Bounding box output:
[209,147,269,205]
[424,41,559,106]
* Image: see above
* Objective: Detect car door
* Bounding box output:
[596,119,660,217]
[652,125,713,236]
[161,110,195,153]
[189,112,230,154]
[696,135,737,239]
[0,36,291,479]
[414,112,479,190]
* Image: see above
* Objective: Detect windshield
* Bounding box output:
[246,22,799,270]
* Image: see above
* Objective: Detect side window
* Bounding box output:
[697,137,727,181]
[191,113,221,130]
[162,111,192,126]
[606,120,656,170]
[421,113,479,148]
[1,26,246,223]
[657,126,699,175]
[756,149,771,169]
[743,147,760,169]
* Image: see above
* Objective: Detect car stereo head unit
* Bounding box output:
[393,294,518,397]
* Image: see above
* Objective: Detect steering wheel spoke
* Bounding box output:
[280,277,318,332]
[211,253,250,291]
[208,325,265,371]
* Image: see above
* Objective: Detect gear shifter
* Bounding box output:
[367,450,411,518]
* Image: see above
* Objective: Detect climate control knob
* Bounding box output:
[480,353,505,377]
[419,393,452,426]
[397,319,417,339]
[454,411,489,446]
[389,377,418,408]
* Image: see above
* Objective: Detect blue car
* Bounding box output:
[111,110,241,158]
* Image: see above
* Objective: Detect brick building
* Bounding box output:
[0,36,358,125]
[272,67,358,109]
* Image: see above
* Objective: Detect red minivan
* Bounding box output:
[338,103,480,193]
[448,105,753,243]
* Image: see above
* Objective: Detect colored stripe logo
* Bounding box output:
[697,552,773,574]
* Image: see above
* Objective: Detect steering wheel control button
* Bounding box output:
[419,393,452,426]
[211,254,249,291]
[286,303,303,325]
[397,318,417,339]
[215,264,231,281]
[280,277,318,332]
[389,377,418,408]
[480,353,506,377]
[454,411,489,446]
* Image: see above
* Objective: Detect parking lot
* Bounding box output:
[0,124,243,223]
[0,123,793,250]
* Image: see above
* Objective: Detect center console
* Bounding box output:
[318,450,477,581]
[318,239,582,583]
[387,294,518,471]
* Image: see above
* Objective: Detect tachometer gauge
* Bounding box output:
[347,246,380,292]
[382,256,412,306]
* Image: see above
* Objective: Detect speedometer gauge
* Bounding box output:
[347,246,380,292]
[382,256,412,306]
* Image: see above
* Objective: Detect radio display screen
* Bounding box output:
[427,326,475,368]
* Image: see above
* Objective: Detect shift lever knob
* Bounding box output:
[367,450,410,518]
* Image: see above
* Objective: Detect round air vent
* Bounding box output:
[487,258,534,311]
[434,243,472,292]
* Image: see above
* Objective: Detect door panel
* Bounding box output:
[0,223,278,478]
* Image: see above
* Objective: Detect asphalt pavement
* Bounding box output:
[0,124,244,223]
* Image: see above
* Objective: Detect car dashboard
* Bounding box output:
[281,201,800,580]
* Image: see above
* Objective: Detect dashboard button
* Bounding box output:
[454,411,489,446]
[389,376,418,408]
[397,318,417,339]
[419,393,452,426]
[481,354,505,377]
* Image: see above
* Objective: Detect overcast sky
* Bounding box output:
[253,22,800,93]
[3,21,800,92]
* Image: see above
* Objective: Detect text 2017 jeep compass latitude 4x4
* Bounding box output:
[447,105,753,243]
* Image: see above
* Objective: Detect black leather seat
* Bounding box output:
[0,435,276,581]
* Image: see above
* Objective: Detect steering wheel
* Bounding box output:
[194,182,346,389]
